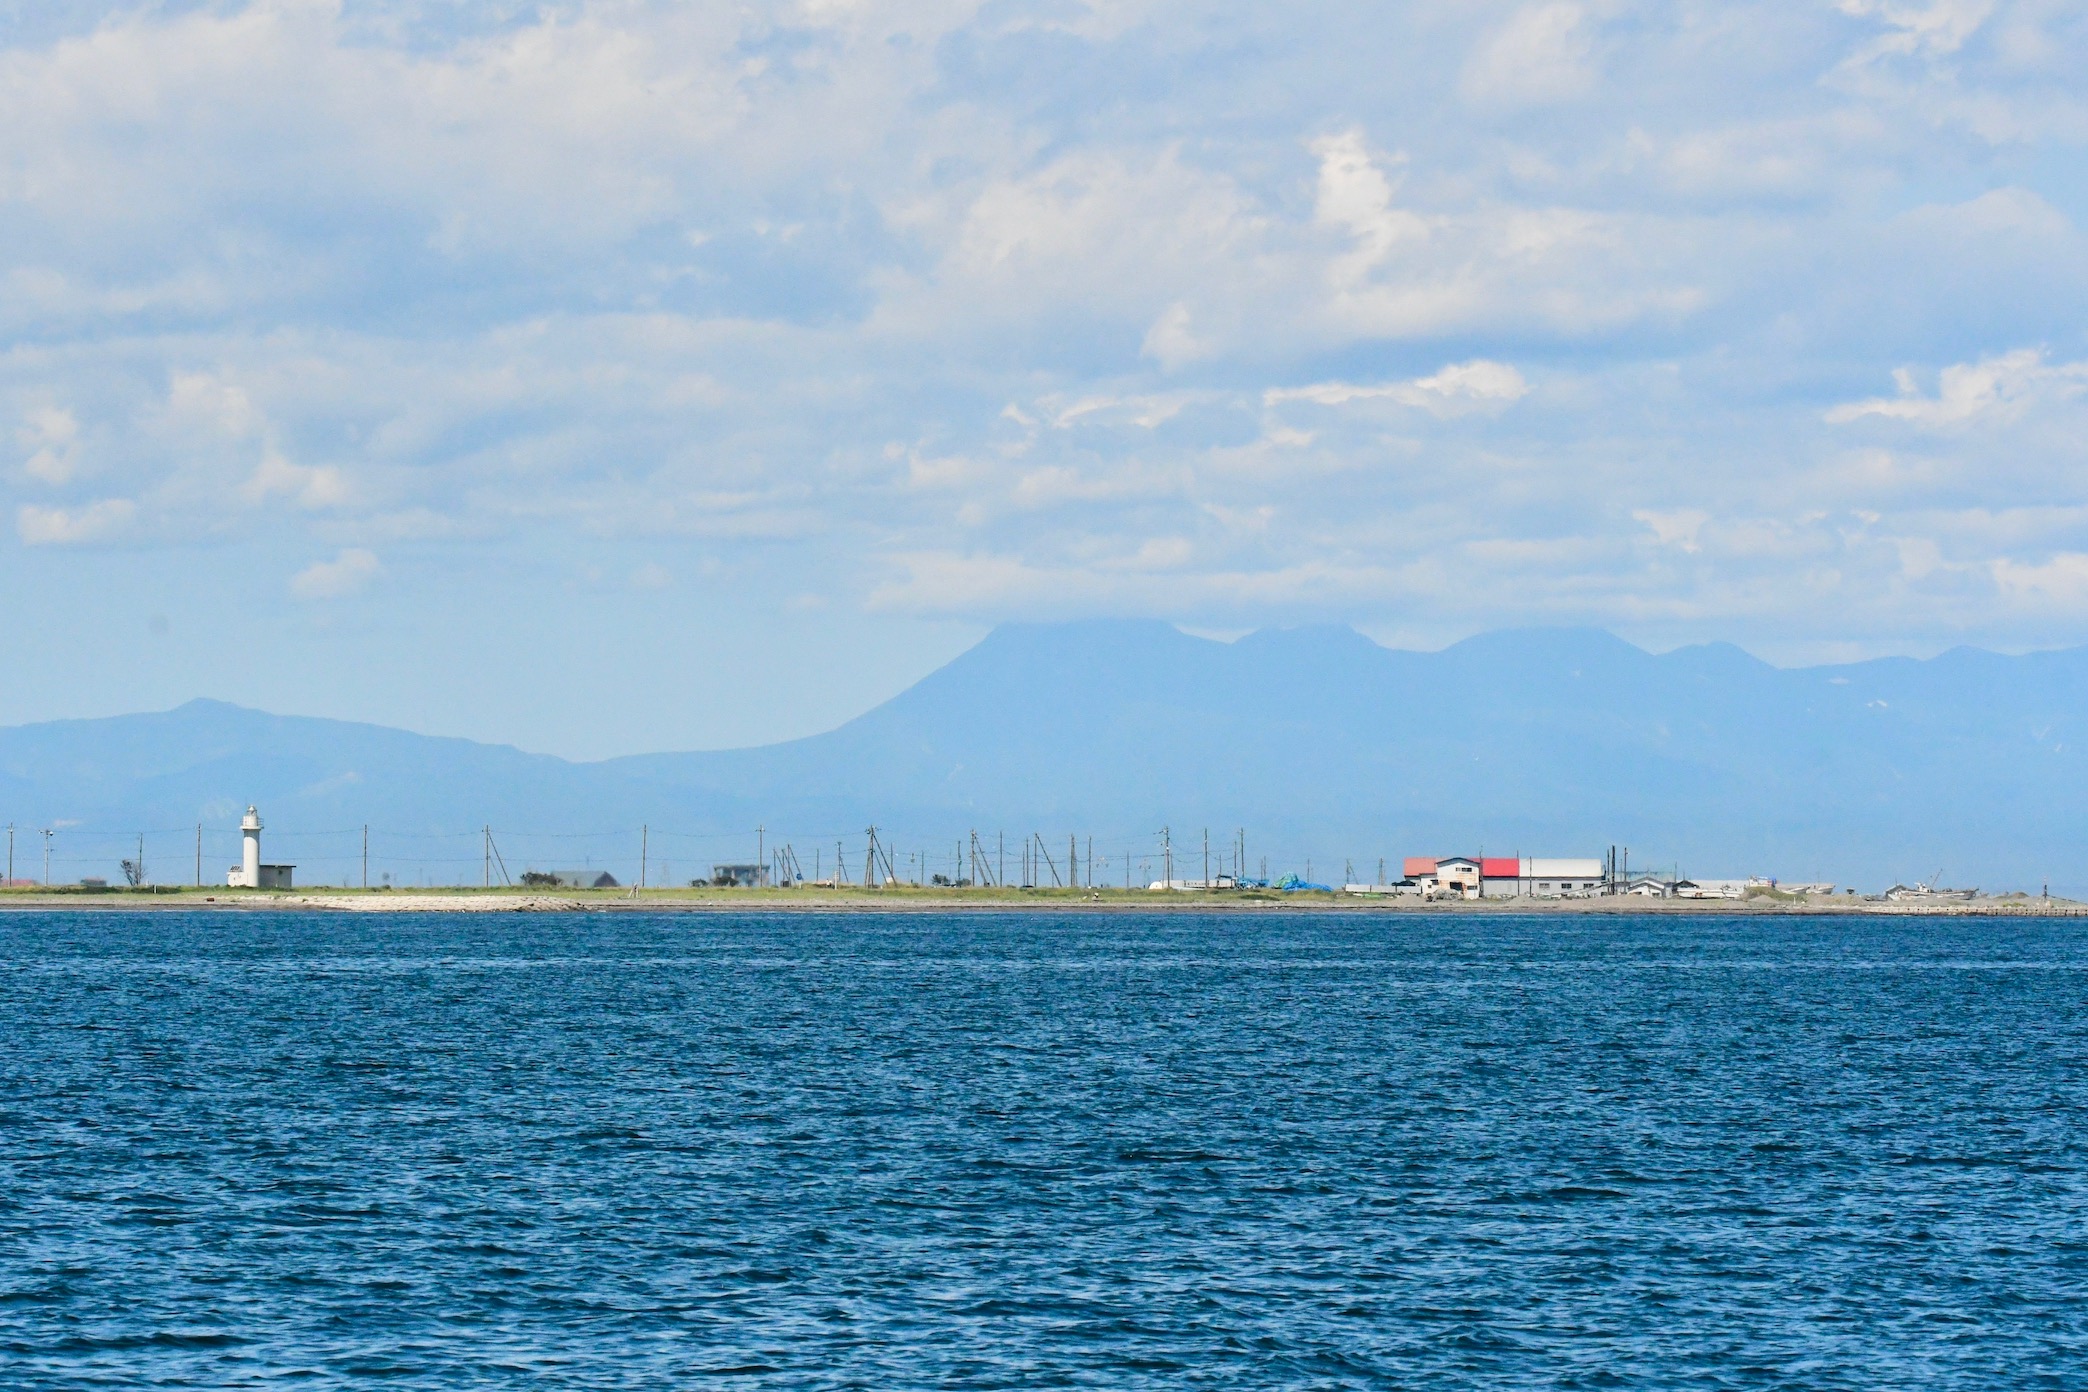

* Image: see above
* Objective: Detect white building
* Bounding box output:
[1405,855,1602,898]
[1514,858,1605,897]
[1405,856,1482,898]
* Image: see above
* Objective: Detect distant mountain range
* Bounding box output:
[2,621,2082,893]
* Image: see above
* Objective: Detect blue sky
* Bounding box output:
[2,0,2085,757]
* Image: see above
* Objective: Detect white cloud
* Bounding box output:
[1305,129,1706,338]
[0,0,2082,684]
[1633,508,1711,554]
[1142,302,1215,371]
[290,547,381,599]
[242,448,349,509]
[1899,187,2075,243]
[167,371,261,439]
[920,146,1274,342]
[1827,349,2088,428]
[17,498,135,545]
[1838,0,1996,60]
[1266,360,1530,416]
[1047,391,1200,430]
[1312,129,1426,270]
[1460,3,1598,108]
[17,406,80,484]
[1992,552,2088,607]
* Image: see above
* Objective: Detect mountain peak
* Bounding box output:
[1437,627,1648,666]
[1232,624,1383,657]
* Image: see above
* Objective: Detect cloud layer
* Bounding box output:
[3,0,2087,728]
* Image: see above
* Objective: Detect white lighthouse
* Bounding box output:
[240,805,262,887]
[226,806,293,889]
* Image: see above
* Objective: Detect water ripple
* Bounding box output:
[2,910,2085,1387]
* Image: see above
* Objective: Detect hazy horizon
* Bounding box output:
[10,617,2086,762]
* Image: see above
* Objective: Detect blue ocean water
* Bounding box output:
[2,910,2086,1388]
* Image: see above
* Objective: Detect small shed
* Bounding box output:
[228,863,294,889]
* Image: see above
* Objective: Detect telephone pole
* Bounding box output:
[195,823,202,887]
[756,825,764,888]
[640,825,649,891]
[42,828,53,886]
[1162,826,1172,889]
[1203,829,1209,889]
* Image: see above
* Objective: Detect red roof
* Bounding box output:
[1481,857,1519,878]
[1403,857,1437,877]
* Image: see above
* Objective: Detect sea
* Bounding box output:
[2,909,2085,1388]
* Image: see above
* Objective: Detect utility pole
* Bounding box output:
[639,825,649,891]
[1070,835,1078,889]
[757,826,764,888]
[1203,829,1209,890]
[195,823,202,887]
[1162,826,1172,889]
[998,832,1004,888]
[42,828,52,886]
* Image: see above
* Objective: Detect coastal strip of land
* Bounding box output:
[1,886,2082,914]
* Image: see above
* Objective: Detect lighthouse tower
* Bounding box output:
[233,806,262,888]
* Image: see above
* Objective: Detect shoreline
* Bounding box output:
[1,887,2082,916]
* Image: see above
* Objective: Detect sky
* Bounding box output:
[2,0,2085,758]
